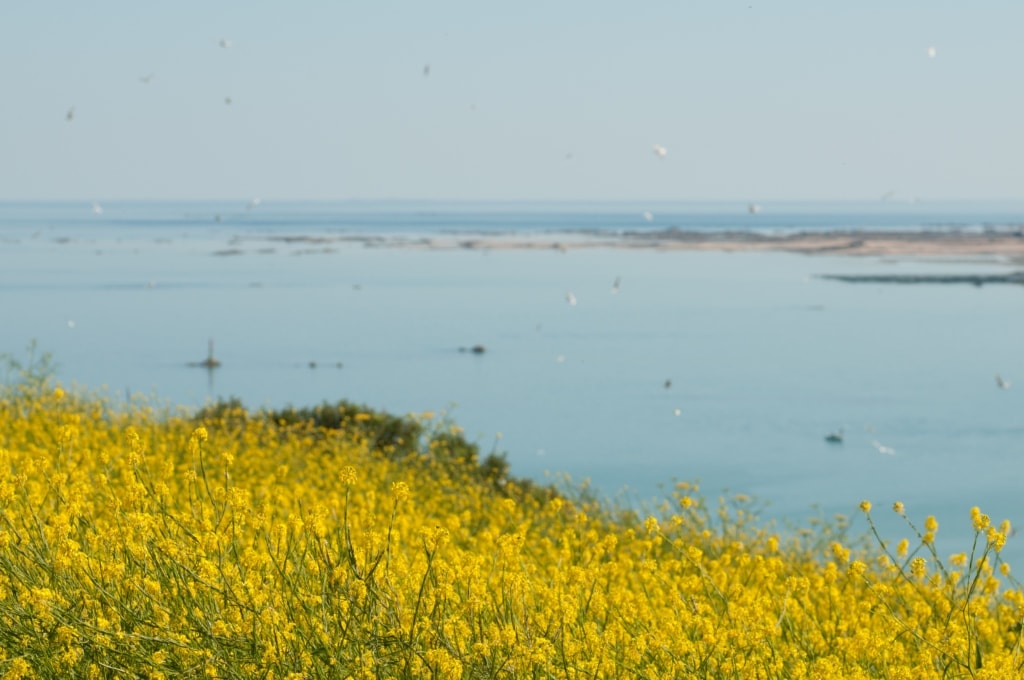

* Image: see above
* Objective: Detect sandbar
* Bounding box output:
[398,228,1024,260]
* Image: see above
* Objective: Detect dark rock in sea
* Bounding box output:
[459,345,487,354]
[819,271,1024,287]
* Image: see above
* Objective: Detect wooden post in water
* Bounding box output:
[200,339,221,368]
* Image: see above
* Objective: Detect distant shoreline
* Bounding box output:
[360,228,1024,262]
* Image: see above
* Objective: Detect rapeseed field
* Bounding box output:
[0,374,1021,678]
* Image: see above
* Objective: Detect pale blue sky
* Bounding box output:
[2,1,1021,202]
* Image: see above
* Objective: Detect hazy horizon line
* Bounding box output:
[4,197,1024,207]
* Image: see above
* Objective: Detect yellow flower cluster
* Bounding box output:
[0,387,1022,678]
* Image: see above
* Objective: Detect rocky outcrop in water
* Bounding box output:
[819,272,1024,286]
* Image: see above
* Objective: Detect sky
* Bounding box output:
[2,1,1022,202]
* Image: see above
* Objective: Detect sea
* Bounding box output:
[2,200,1024,565]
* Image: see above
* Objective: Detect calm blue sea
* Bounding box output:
[2,200,1023,563]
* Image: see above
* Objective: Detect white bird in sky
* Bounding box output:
[219,38,233,48]
[91,202,103,215]
[996,374,1011,390]
[927,46,937,58]
[642,210,654,222]
[747,203,762,215]
[566,291,577,306]
[652,144,668,159]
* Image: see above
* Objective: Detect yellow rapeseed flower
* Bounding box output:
[391,481,411,503]
[971,507,990,532]
[859,500,871,513]
[986,526,1006,552]
[3,658,32,680]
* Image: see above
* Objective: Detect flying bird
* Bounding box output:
[66,107,75,122]
[139,74,155,84]
[642,211,654,222]
[219,39,233,48]
[652,144,668,159]
[996,374,1011,390]
[611,276,621,294]
[566,291,577,306]
[423,63,431,77]
[927,46,937,58]
[747,203,762,215]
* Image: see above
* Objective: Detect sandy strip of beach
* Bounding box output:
[402,229,1024,262]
